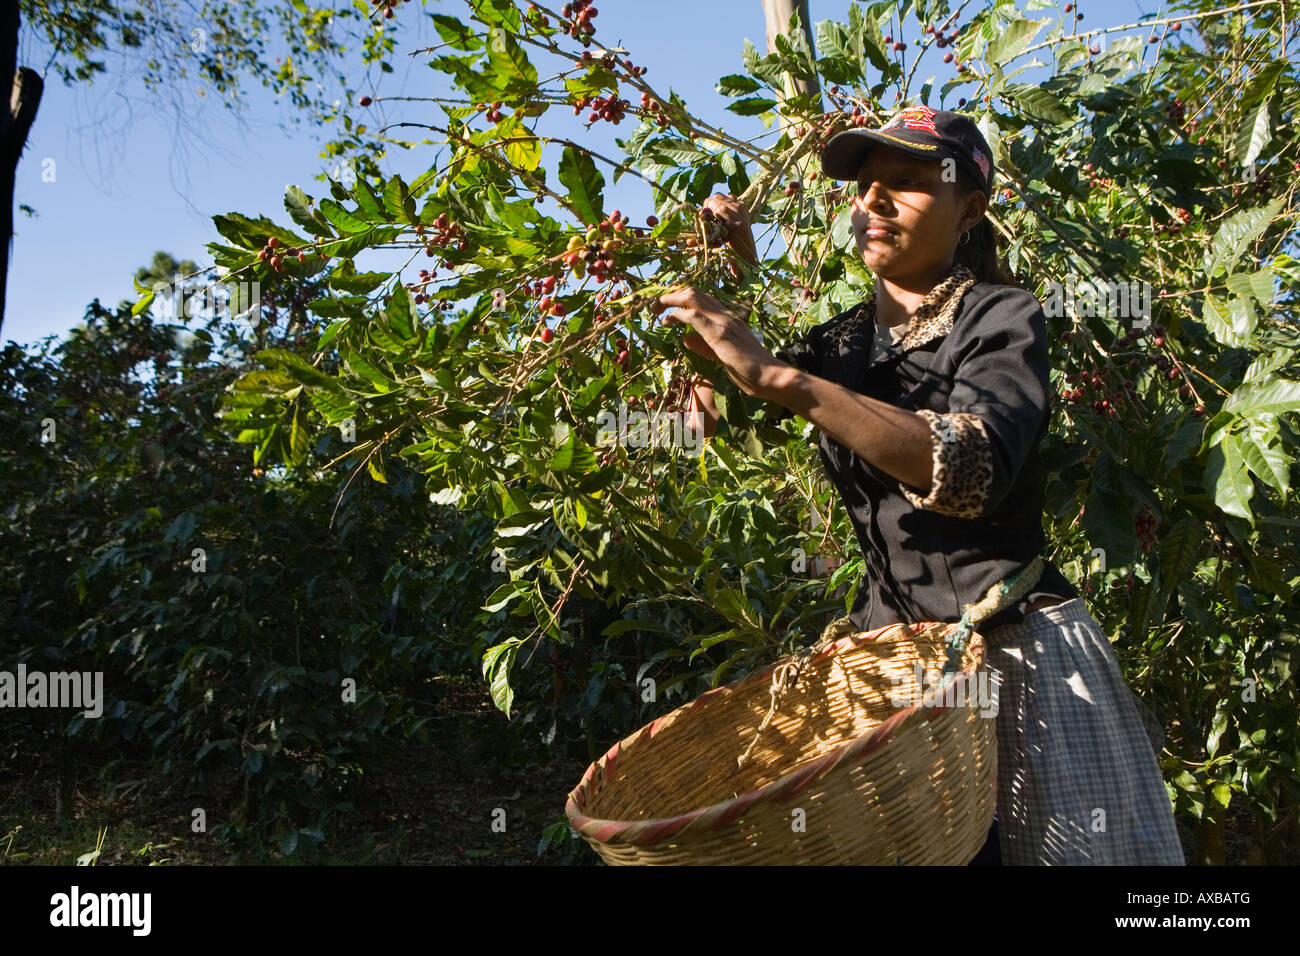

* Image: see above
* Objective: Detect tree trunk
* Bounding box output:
[760,0,821,105]
[0,0,43,340]
[758,0,820,271]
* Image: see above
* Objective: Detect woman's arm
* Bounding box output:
[759,362,935,494]
[686,378,719,440]
[654,287,934,494]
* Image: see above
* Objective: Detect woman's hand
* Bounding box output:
[702,193,759,267]
[651,286,778,399]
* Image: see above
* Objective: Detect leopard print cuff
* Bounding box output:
[900,410,994,518]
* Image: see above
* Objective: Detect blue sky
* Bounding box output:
[7,0,1170,350]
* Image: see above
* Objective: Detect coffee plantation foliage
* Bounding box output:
[1,273,521,855]
[82,0,1295,861]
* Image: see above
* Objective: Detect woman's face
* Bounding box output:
[848,144,984,281]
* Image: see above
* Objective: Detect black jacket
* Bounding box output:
[771,262,1079,634]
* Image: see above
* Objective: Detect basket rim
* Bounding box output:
[564,619,988,848]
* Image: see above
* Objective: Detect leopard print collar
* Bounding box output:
[824,262,978,352]
[899,262,978,351]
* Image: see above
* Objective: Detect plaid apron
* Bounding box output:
[981,597,1185,865]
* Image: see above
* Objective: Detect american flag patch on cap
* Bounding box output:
[971,146,990,181]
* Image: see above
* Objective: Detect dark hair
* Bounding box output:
[952,165,1023,290]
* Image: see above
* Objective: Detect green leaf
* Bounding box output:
[496,509,550,538]
[327,270,389,295]
[211,211,286,248]
[548,431,575,471]
[482,638,524,716]
[164,512,197,547]
[1236,98,1272,169]
[572,370,612,412]
[384,287,417,342]
[1238,432,1290,496]
[287,406,310,466]
[689,629,751,663]
[645,137,707,165]
[1201,293,1252,349]
[547,432,596,473]
[726,97,779,117]
[1204,199,1283,279]
[815,19,863,83]
[318,199,372,235]
[310,387,356,421]
[557,146,605,226]
[626,519,701,568]
[504,130,542,172]
[228,368,300,401]
[1224,268,1275,309]
[308,296,367,320]
[368,324,409,355]
[485,26,538,93]
[1147,518,1201,632]
[1211,782,1232,810]
[1206,699,1232,759]
[430,13,482,51]
[603,619,669,637]
[1004,83,1075,126]
[1224,375,1300,418]
[1083,458,1138,565]
[831,204,855,250]
[345,353,394,393]
[716,73,761,96]
[483,581,525,612]
[352,178,385,220]
[382,175,416,224]
[284,186,333,237]
[255,348,342,392]
[987,16,1046,65]
[131,289,155,317]
[1240,58,1285,110]
[714,586,760,627]
[469,0,521,31]
[1054,38,1087,72]
[1205,435,1255,523]
[741,37,787,83]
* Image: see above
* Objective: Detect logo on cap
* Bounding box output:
[881,105,939,137]
[971,146,990,182]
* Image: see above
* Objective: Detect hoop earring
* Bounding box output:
[959,230,971,246]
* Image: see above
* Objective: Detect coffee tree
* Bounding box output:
[204,0,1300,862]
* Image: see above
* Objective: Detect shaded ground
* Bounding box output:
[0,674,1287,866]
[1,675,598,866]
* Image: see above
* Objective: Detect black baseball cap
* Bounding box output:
[821,105,995,198]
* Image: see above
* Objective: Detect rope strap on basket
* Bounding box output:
[736,557,1046,771]
[939,555,1046,685]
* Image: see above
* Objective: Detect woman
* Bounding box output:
[653,106,1184,866]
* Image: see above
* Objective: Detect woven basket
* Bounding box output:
[565,620,997,865]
